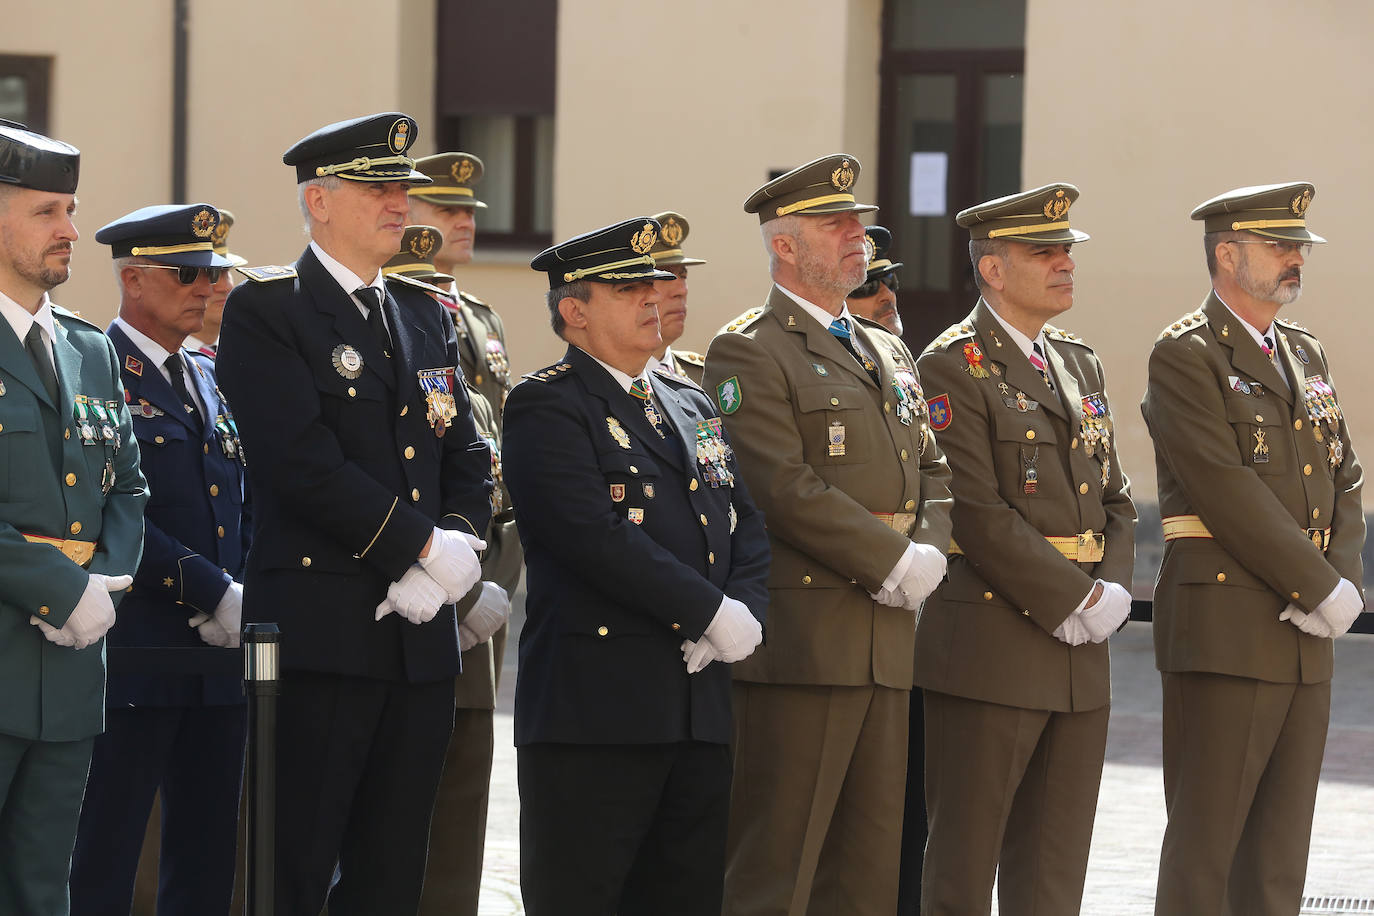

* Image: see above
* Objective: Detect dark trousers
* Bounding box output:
[0,733,94,916]
[275,671,455,916]
[519,740,732,916]
[70,704,247,916]
[897,687,927,915]
[419,706,495,916]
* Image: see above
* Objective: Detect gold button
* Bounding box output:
[1022,609,1031,617]
[699,514,709,526]
[0,423,4,432]
[1079,482,1089,494]
[69,521,82,535]
[204,443,210,454]
[629,466,638,474]
[905,499,916,510]
[404,446,415,459]
[475,374,484,385]
[38,605,50,616]
[217,525,225,538]
[1294,419,1304,430]
[412,488,421,502]
[348,387,357,398]
[400,405,408,416]
[1025,430,1036,440]
[65,473,76,486]
[1304,464,1313,476]
[597,626,609,637]
[1312,507,1320,520]
[209,484,220,496]
[689,479,699,492]
[983,591,993,600]
[672,622,681,631]
[1254,414,1264,423]
[1291,591,1301,600]
[901,449,910,461]
[830,397,840,407]
[155,436,165,444]
[1071,437,1079,449]
[301,557,312,567]
[1216,572,1226,583]
[64,428,70,439]
[802,575,812,584]
[884,402,892,413]
[708,552,716,564]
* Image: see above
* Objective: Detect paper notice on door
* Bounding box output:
[909,152,948,216]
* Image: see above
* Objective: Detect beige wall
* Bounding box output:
[1023,0,1373,504]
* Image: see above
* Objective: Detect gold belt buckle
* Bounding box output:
[1077,530,1106,563]
[1306,527,1330,552]
[891,512,917,537]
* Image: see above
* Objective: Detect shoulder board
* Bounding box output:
[921,322,976,355]
[51,305,101,331]
[459,290,490,309]
[522,361,575,383]
[1044,324,1091,348]
[1156,309,1208,341]
[1274,316,1310,334]
[675,349,705,367]
[385,272,441,294]
[238,265,297,283]
[719,307,766,335]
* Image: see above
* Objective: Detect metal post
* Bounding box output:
[243,623,280,916]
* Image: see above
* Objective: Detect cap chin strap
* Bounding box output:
[315,154,416,178]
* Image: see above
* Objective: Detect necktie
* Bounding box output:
[356,286,392,356]
[24,324,58,404]
[165,354,202,426]
[828,317,879,384]
[1030,341,1054,393]
[629,378,669,439]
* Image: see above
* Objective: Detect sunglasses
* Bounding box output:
[850,272,900,299]
[130,264,226,284]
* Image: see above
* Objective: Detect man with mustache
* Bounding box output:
[1143,182,1364,915]
[848,225,904,336]
[647,210,708,385]
[914,184,1135,915]
[705,154,952,915]
[0,120,146,914]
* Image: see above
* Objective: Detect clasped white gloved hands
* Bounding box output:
[459,582,510,651]
[680,596,763,674]
[1053,580,1131,647]
[188,581,243,648]
[1280,578,1363,639]
[29,572,132,650]
[376,527,487,625]
[871,543,948,611]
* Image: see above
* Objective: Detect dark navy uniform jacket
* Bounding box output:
[106,324,248,707]
[216,247,493,683]
[504,346,770,747]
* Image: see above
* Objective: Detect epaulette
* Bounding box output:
[1044,324,1091,348]
[719,307,765,335]
[51,305,101,331]
[459,290,490,309]
[675,349,705,367]
[1274,316,1310,334]
[1156,309,1208,341]
[922,322,976,355]
[237,265,297,283]
[522,361,574,383]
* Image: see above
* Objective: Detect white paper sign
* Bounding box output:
[909,152,948,216]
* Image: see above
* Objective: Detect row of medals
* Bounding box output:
[827,373,926,459]
[73,394,121,494]
[696,418,735,488]
[1248,377,1343,472]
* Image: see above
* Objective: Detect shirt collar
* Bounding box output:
[310,239,384,300]
[1214,291,1276,350]
[113,315,178,370]
[983,300,1046,362]
[578,346,650,394]
[0,289,56,351]
[776,284,857,332]
[647,345,677,375]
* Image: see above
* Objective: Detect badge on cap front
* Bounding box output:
[388,119,410,154]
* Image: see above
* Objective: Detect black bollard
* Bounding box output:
[243,623,280,916]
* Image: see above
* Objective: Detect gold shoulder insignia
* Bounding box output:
[1274,316,1309,333]
[50,305,101,331]
[522,361,574,383]
[720,307,766,335]
[238,265,298,283]
[922,323,975,355]
[1045,325,1092,348]
[675,349,706,367]
[1157,310,1209,341]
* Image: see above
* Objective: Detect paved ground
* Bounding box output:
[475,593,1374,915]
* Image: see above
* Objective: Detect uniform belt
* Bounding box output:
[872,512,918,537]
[22,534,98,567]
[949,531,1106,564]
[1162,514,1331,552]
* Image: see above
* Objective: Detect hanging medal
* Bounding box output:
[417,367,458,437]
[1022,447,1039,495]
[963,342,990,379]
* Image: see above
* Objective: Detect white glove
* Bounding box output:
[898,544,948,610]
[681,638,718,674]
[1078,581,1132,643]
[57,573,131,650]
[1052,610,1092,647]
[418,527,486,603]
[30,616,77,648]
[191,613,235,648]
[458,582,510,651]
[376,564,448,625]
[697,597,763,664]
[1314,578,1364,637]
[1279,604,1334,639]
[207,581,243,649]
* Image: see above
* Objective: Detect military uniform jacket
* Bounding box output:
[703,286,953,690]
[1141,292,1364,685]
[656,349,706,387]
[0,306,147,741]
[216,248,493,683]
[107,324,249,707]
[915,301,1135,713]
[503,346,769,746]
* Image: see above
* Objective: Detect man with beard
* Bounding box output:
[704,155,953,916]
[0,120,146,914]
[647,210,708,385]
[1143,182,1364,916]
[848,225,904,337]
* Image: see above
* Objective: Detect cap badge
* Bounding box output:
[211,220,229,247]
[630,222,657,254]
[1291,188,1312,217]
[1043,189,1071,221]
[409,229,436,259]
[452,157,475,183]
[190,208,216,238]
[863,233,877,266]
[388,119,411,154]
[830,159,855,192]
[661,217,684,247]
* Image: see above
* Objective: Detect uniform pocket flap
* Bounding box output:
[993,409,1058,445]
[797,385,866,413]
